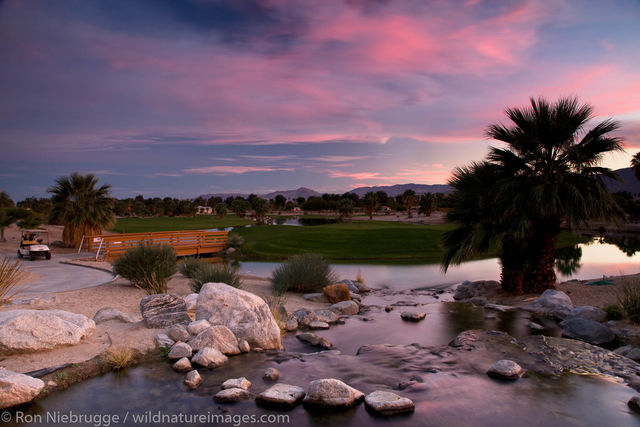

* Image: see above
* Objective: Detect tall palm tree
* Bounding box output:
[442,97,624,293]
[48,173,115,247]
[363,192,378,220]
[631,152,640,181]
[402,189,416,218]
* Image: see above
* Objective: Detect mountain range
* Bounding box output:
[199,167,639,201]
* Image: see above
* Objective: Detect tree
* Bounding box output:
[215,202,227,218]
[632,152,640,182]
[363,192,378,220]
[231,199,251,217]
[338,199,354,221]
[402,189,416,218]
[418,193,435,216]
[375,191,388,207]
[252,197,269,224]
[49,173,116,247]
[274,194,286,211]
[0,191,13,209]
[0,191,15,242]
[441,97,623,294]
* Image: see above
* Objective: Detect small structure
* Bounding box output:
[196,206,213,215]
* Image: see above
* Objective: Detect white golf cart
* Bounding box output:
[17,229,51,260]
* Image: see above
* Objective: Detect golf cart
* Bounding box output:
[18,229,51,260]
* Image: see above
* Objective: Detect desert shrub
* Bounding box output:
[179,257,208,279]
[0,257,24,306]
[604,304,624,321]
[189,263,242,292]
[228,232,244,248]
[105,346,134,370]
[263,293,289,331]
[270,253,336,295]
[619,280,640,323]
[112,243,177,294]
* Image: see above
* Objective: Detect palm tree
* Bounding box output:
[631,152,640,181]
[48,173,115,247]
[362,192,378,220]
[338,198,354,221]
[442,97,623,293]
[402,189,416,218]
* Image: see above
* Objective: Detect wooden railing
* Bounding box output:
[85,230,228,260]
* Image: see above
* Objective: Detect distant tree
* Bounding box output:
[0,210,12,241]
[0,191,14,209]
[224,196,234,207]
[363,192,378,220]
[231,199,251,217]
[632,152,640,181]
[285,201,295,211]
[207,196,222,207]
[176,200,196,216]
[302,197,329,211]
[338,199,354,221]
[16,210,43,229]
[253,198,270,224]
[48,173,115,247]
[375,191,388,207]
[296,196,306,206]
[418,193,435,216]
[215,202,227,218]
[193,196,206,206]
[403,189,417,218]
[248,194,259,209]
[274,194,286,211]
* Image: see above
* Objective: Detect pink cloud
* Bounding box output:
[184,166,293,175]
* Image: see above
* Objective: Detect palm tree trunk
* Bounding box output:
[499,235,526,294]
[524,229,558,293]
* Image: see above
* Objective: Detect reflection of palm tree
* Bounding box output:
[442,97,623,294]
[554,245,583,276]
[632,152,640,181]
[49,173,115,247]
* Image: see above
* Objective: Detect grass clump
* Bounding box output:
[189,263,242,292]
[179,257,208,279]
[228,232,244,248]
[270,253,336,295]
[619,279,640,323]
[113,243,177,294]
[105,347,134,370]
[0,257,24,306]
[263,293,289,331]
[603,304,624,321]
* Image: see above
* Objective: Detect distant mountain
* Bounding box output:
[603,167,640,195]
[199,187,320,201]
[349,183,453,197]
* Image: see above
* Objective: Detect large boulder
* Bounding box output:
[187,325,241,355]
[168,342,192,360]
[524,289,574,320]
[323,284,351,304]
[302,378,364,409]
[167,324,190,343]
[453,280,500,300]
[0,368,45,409]
[195,283,282,350]
[191,347,228,368]
[329,300,359,316]
[562,318,615,345]
[140,294,190,328]
[565,306,607,323]
[0,309,95,354]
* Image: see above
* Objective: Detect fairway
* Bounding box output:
[110,216,252,233]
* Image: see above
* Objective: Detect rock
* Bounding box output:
[93,307,140,324]
[0,368,45,409]
[350,292,362,303]
[263,367,280,381]
[323,284,351,304]
[614,345,632,356]
[562,318,615,345]
[355,282,371,293]
[140,294,190,328]
[627,348,640,362]
[238,340,251,353]
[168,342,193,360]
[453,280,500,300]
[385,306,393,312]
[528,322,544,331]
[191,347,228,368]
[401,311,426,322]
[222,377,252,391]
[183,293,198,312]
[565,306,607,323]
[0,309,95,354]
[484,303,513,313]
[188,325,241,355]
[296,332,332,349]
[309,321,330,330]
[469,296,486,306]
[486,360,524,380]
[187,319,211,336]
[338,279,360,293]
[303,293,327,302]
[329,300,360,316]
[167,324,190,343]
[364,391,415,416]
[256,383,305,409]
[172,357,192,372]
[303,378,364,409]
[285,319,298,332]
[292,308,315,327]
[196,283,282,350]
[524,289,574,320]
[313,309,340,324]
[214,387,252,403]
[184,370,202,390]
[628,396,640,414]
[154,333,174,348]
[46,381,57,387]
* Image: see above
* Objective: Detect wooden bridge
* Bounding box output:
[84,230,228,261]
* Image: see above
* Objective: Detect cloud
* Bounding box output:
[184,165,294,175]
[310,155,368,163]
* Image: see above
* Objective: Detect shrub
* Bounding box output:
[263,293,289,331]
[604,303,624,321]
[270,253,337,295]
[619,279,640,323]
[105,346,134,370]
[189,263,242,292]
[179,257,208,279]
[112,243,177,294]
[228,233,244,248]
[0,257,24,306]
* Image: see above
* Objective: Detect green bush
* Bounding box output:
[603,303,624,321]
[270,253,337,295]
[113,243,177,294]
[189,263,242,292]
[619,280,640,323]
[179,257,208,279]
[228,232,244,248]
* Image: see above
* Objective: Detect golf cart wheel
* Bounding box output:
[45,252,51,260]
[30,253,36,261]
[17,250,22,258]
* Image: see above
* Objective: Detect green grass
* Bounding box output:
[110,216,252,233]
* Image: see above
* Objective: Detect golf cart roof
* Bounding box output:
[22,229,48,234]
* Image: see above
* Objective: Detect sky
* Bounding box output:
[1,0,639,201]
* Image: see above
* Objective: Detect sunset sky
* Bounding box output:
[1,0,639,200]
